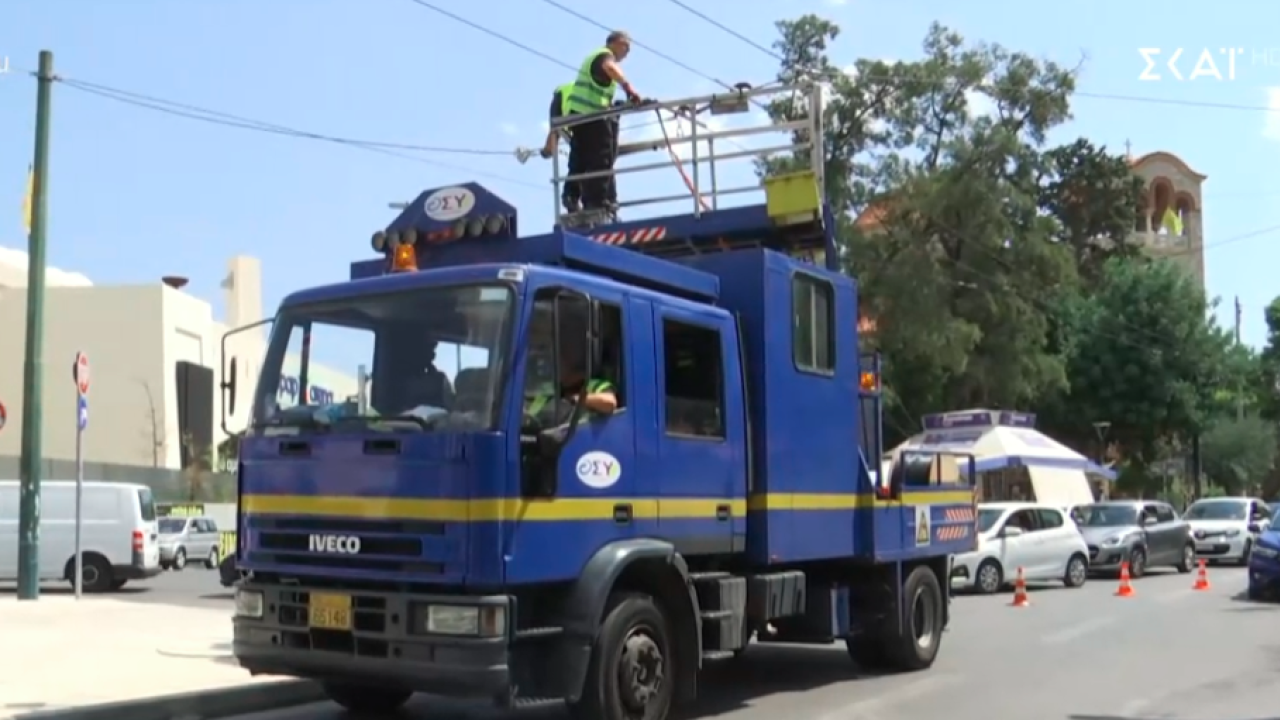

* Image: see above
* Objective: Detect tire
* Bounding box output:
[974,559,1003,595]
[569,592,675,720]
[71,554,113,593]
[219,555,238,588]
[205,546,220,570]
[1176,543,1196,573]
[172,548,187,571]
[321,682,412,713]
[847,565,944,673]
[1128,547,1147,579]
[1239,540,1253,567]
[1063,554,1088,588]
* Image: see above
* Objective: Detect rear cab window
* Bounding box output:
[136,488,157,522]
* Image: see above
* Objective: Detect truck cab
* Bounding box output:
[226,81,976,720]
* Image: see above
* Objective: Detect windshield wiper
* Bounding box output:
[332,414,431,431]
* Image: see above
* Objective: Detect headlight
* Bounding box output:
[420,604,507,636]
[1226,529,1241,538]
[1102,535,1127,547]
[234,589,264,618]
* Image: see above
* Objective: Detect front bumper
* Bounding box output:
[1194,533,1249,560]
[233,583,512,700]
[1085,543,1133,571]
[948,553,980,589]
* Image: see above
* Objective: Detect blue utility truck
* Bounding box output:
[223,83,977,719]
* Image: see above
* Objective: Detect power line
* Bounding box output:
[404,0,574,72]
[659,0,783,62]
[46,75,543,189]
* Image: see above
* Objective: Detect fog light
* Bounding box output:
[235,589,263,618]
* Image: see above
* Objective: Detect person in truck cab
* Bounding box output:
[523,348,617,426]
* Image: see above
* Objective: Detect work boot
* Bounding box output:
[562,196,581,214]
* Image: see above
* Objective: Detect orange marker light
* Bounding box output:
[390,244,417,272]
[860,371,878,391]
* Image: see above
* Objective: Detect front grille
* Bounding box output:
[246,516,448,576]
[259,533,422,557]
[274,588,395,658]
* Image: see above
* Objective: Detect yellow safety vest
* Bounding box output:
[565,49,618,115]
[527,379,613,418]
[557,82,575,117]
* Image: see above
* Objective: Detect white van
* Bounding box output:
[0,481,162,592]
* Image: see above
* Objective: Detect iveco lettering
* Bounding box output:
[308,535,361,554]
[225,83,979,720]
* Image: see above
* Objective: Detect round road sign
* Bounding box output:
[0,401,6,432]
[74,351,91,396]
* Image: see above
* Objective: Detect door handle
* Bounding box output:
[613,504,633,525]
[716,504,731,522]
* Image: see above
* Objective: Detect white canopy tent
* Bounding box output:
[886,409,1115,507]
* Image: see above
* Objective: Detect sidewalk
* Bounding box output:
[0,596,291,718]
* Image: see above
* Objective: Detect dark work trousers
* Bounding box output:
[567,114,618,212]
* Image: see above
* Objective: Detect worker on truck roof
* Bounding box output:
[557,30,641,217]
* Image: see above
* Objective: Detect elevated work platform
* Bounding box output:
[549,82,834,269]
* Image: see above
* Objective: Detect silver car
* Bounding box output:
[1074,501,1196,578]
[157,516,222,571]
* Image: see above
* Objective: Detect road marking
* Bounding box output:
[817,673,962,720]
[1041,616,1115,645]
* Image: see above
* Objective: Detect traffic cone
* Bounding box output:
[1193,559,1210,591]
[1010,567,1030,607]
[1115,561,1135,597]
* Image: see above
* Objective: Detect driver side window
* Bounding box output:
[1004,509,1039,534]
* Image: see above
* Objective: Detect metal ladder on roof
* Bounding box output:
[547,82,826,232]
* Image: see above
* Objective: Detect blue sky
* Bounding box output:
[2,0,1279,350]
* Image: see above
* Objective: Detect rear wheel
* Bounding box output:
[846,565,943,672]
[205,547,219,570]
[172,548,187,571]
[321,683,412,713]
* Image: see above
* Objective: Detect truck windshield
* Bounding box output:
[252,283,514,433]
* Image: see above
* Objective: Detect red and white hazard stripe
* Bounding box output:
[591,226,669,245]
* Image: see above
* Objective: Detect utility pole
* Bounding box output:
[1235,296,1244,421]
[17,50,54,600]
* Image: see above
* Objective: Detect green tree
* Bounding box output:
[1046,257,1239,470]
[762,18,1134,440]
[1200,416,1277,496]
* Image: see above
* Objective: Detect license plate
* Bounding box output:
[308,592,352,631]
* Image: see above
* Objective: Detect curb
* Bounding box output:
[13,680,326,720]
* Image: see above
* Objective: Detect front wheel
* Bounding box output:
[321,683,412,713]
[1063,554,1088,588]
[569,592,674,720]
[1239,540,1253,567]
[1176,544,1196,573]
[1128,547,1147,579]
[974,560,1003,595]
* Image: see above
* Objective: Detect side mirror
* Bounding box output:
[1249,522,1262,533]
[220,318,273,436]
[1000,526,1024,538]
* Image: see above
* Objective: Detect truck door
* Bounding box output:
[652,306,740,555]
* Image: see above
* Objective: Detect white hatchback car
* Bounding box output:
[951,502,1091,594]
[1185,497,1271,565]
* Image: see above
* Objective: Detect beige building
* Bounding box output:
[0,254,356,472]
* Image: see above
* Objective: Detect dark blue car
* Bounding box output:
[1246,508,1280,599]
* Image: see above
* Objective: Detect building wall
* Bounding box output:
[0,254,356,472]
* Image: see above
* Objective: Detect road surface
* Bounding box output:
[0,564,229,609]
[216,566,1278,720]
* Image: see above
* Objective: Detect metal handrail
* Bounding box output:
[550,82,825,224]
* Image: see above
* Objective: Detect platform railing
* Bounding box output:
[548,82,825,224]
